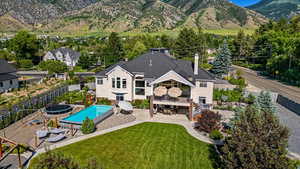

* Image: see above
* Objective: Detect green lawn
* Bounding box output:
[31,122,220,169]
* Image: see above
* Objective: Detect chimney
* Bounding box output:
[194,53,199,75]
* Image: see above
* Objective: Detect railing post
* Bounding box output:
[150,96,154,118]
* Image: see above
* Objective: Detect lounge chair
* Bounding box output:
[46,134,66,143]
[36,130,48,138]
[50,128,66,134]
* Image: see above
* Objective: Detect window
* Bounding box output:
[135,80,145,87]
[135,88,145,95]
[122,79,127,88]
[146,81,151,87]
[116,93,124,101]
[199,82,207,88]
[97,78,103,85]
[0,82,3,87]
[116,77,121,88]
[199,97,206,104]
[135,80,145,95]
[112,78,116,88]
[9,80,13,85]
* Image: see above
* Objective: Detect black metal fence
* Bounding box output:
[277,94,300,116]
[0,85,68,129]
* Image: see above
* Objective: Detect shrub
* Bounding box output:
[132,99,150,109]
[209,130,223,140]
[81,117,95,134]
[97,98,111,105]
[213,89,243,102]
[195,110,221,133]
[30,151,103,169]
[18,59,33,69]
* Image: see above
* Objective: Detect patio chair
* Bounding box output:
[36,130,49,138]
[50,128,67,134]
[46,134,66,143]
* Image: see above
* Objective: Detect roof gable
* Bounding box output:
[150,70,195,87]
[0,59,16,74]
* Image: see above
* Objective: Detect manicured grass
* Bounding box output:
[31,122,220,169]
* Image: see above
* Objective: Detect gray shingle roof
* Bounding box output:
[96,52,215,82]
[0,59,17,74]
[0,74,18,81]
[50,47,80,60]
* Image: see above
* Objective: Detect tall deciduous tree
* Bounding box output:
[38,60,68,74]
[211,42,232,78]
[126,41,147,60]
[221,106,291,169]
[104,32,124,66]
[8,31,39,62]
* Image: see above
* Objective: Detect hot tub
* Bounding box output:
[45,104,73,115]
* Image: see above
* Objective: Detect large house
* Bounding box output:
[43,47,80,67]
[95,48,215,120]
[0,59,18,92]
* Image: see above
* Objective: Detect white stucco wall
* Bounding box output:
[96,66,133,101]
[190,81,214,104]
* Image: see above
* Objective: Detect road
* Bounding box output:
[234,65,300,103]
[234,65,300,156]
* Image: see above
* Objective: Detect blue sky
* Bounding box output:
[229,0,261,7]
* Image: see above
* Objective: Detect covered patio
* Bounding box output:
[149,77,195,120]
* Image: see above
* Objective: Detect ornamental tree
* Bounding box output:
[221,106,291,169]
[211,42,232,78]
[195,110,221,133]
[255,91,275,113]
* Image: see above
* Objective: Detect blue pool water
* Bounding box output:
[62,105,113,123]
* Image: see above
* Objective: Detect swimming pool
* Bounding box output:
[60,105,113,125]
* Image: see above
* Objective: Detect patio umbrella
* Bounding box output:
[168,87,182,97]
[154,86,167,96]
[118,101,133,111]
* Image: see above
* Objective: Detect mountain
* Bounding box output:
[248,0,300,20]
[0,0,268,33]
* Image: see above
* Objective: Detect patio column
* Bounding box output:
[150,96,154,118]
[188,99,193,121]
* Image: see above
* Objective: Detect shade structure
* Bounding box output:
[118,101,133,111]
[154,86,167,96]
[168,87,182,97]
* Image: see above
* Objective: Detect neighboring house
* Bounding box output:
[43,47,80,67]
[95,48,216,120]
[0,59,18,92]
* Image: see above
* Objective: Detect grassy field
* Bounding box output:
[30,122,220,169]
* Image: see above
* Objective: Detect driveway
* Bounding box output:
[234,65,300,103]
[275,104,300,155]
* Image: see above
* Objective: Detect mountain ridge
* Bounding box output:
[0,0,268,32]
[248,0,300,20]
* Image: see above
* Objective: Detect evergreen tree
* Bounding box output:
[104,32,124,66]
[221,106,291,169]
[174,28,202,59]
[78,52,91,69]
[255,91,275,113]
[211,42,232,77]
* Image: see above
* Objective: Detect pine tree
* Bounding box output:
[221,106,291,169]
[174,28,204,59]
[104,32,124,66]
[255,91,275,113]
[211,42,232,78]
